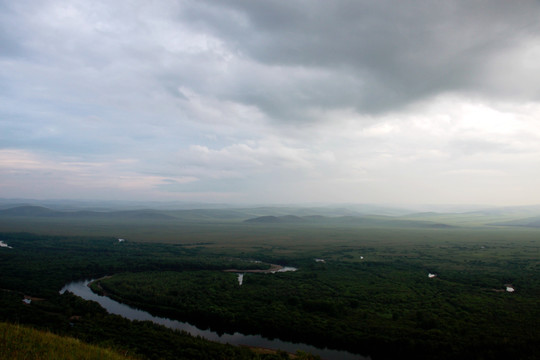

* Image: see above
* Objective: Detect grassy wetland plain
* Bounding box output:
[0,204,539,359]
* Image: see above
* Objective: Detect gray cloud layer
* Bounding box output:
[177,0,540,115]
[1,0,540,204]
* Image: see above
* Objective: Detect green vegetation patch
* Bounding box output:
[97,253,539,359]
[0,217,539,359]
[0,322,137,360]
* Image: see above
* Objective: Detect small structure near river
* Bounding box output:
[0,240,12,248]
[228,264,298,286]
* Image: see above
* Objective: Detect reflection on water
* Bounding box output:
[60,280,367,360]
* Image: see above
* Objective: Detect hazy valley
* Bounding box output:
[1,200,539,359]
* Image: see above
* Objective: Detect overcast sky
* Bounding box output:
[1,0,540,206]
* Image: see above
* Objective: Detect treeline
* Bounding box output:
[0,232,311,360]
[0,230,539,359]
[0,290,317,360]
[96,261,539,359]
[0,232,267,297]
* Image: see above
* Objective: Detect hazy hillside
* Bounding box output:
[244,214,455,228]
[0,206,59,217]
[2,202,540,229]
[0,206,175,220]
[489,216,540,228]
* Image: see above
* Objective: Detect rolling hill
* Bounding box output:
[244,214,455,228]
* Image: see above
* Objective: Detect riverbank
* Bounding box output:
[61,278,364,360]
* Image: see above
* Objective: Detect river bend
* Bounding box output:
[60,279,367,360]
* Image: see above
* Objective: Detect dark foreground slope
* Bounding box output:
[0,322,137,360]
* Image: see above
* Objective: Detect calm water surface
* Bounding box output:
[60,280,368,360]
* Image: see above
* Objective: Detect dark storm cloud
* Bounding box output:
[177,0,540,115]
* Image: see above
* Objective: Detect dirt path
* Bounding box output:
[223,263,284,273]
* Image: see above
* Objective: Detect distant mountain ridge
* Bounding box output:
[244,215,306,223]
[0,205,58,216]
[489,216,540,228]
[3,202,540,228]
[0,206,175,220]
[244,214,456,228]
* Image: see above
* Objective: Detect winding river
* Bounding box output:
[60,279,368,360]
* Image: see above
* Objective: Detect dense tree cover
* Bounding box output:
[0,232,267,297]
[0,290,306,360]
[0,227,539,359]
[96,259,539,359]
[0,233,296,360]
